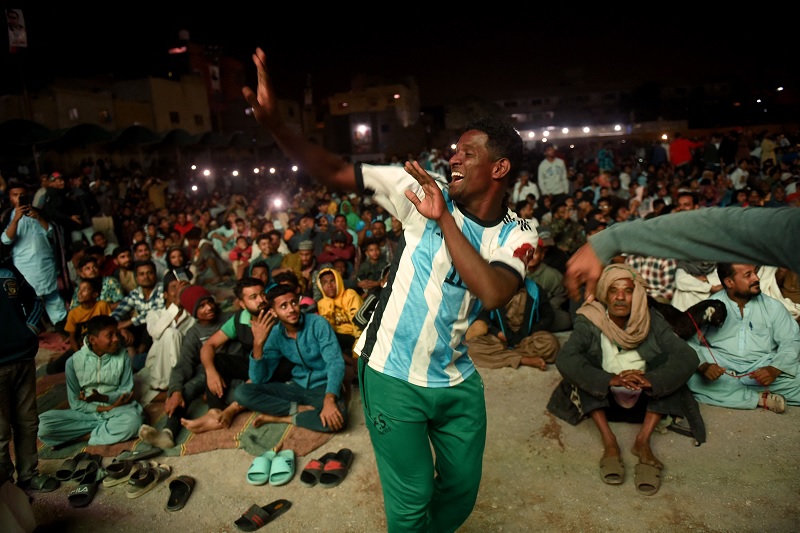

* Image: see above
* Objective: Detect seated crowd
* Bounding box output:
[2,128,799,497]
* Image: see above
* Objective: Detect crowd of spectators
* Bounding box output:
[1,126,800,415]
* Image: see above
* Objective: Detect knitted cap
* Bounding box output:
[179,285,212,317]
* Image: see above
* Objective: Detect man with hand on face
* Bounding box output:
[687,263,800,414]
[234,284,347,432]
[182,278,293,434]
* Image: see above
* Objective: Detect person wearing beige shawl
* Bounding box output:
[547,264,705,496]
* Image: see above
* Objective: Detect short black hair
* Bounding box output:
[272,271,299,291]
[234,276,265,300]
[463,116,524,180]
[265,283,295,305]
[79,277,103,295]
[132,260,156,274]
[78,255,99,269]
[86,315,117,337]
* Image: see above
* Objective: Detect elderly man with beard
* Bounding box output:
[687,263,800,414]
[547,264,705,496]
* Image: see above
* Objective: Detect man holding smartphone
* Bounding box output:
[1,180,68,331]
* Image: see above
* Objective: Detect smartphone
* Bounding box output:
[17,193,30,207]
[172,269,189,282]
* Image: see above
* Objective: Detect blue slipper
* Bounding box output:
[269,449,295,486]
[247,451,275,486]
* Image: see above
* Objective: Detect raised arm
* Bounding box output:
[242,48,356,193]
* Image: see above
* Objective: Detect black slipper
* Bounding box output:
[18,474,60,493]
[166,475,196,511]
[56,451,91,481]
[234,499,291,531]
[68,469,104,508]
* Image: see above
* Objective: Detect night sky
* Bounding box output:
[2,6,795,107]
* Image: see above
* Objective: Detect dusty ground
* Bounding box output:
[25,331,800,533]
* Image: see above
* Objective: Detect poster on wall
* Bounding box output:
[7,8,27,50]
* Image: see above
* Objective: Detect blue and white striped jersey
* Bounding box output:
[353,163,538,388]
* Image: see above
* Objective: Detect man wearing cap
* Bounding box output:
[139,284,227,448]
[274,239,319,298]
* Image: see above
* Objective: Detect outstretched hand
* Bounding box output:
[564,242,603,303]
[242,47,281,131]
[402,161,446,221]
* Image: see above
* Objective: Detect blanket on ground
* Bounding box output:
[33,366,333,460]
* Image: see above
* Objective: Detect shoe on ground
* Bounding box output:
[760,392,786,414]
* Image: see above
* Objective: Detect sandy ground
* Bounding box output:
[25,332,800,533]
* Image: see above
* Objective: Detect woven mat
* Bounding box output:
[33,366,332,460]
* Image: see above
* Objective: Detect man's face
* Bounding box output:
[8,187,27,208]
[167,279,188,302]
[606,279,634,320]
[134,244,151,261]
[365,244,382,262]
[527,246,545,271]
[271,292,300,326]
[241,285,268,314]
[675,196,697,211]
[257,238,271,255]
[251,266,270,285]
[93,233,108,248]
[76,281,98,304]
[135,265,156,289]
[371,222,386,240]
[79,261,100,279]
[116,251,132,269]
[299,249,315,268]
[90,325,120,355]
[448,130,495,203]
[727,264,761,300]
[334,217,348,231]
[195,298,217,323]
[320,272,338,298]
[50,175,65,189]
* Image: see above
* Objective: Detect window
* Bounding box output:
[169,111,180,124]
[68,108,79,121]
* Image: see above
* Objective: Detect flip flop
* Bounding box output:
[166,475,196,512]
[234,499,292,532]
[112,447,163,463]
[127,461,171,499]
[300,451,337,488]
[19,474,60,493]
[56,451,90,481]
[247,451,275,486]
[268,449,295,487]
[599,455,625,485]
[319,448,354,489]
[634,462,662,496]
[72,454,102,482]
[68,468,104,508]
[103,459,148,488]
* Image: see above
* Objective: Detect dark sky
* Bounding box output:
[3,6,794,107]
